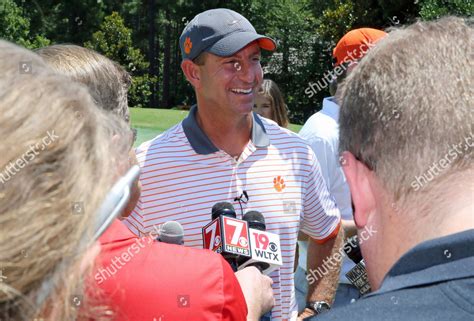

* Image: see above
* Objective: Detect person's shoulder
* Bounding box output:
[135,122,187,158]
[300,111,338,142]
[155,242,225,263]
[258,115,310,147]
[317,283,472,321]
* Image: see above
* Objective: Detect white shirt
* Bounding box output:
[125,106,341,320]
[298,97,354,283]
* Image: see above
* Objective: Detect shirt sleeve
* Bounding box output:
[219,257,248,321]
[300,147,341,242]
[310,137,353,220]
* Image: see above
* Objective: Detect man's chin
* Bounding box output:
[239,106,254,116]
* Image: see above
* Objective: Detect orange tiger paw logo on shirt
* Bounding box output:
[273,176,286,192]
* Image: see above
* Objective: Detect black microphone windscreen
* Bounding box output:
[243,210,266,231]
[158,221,184,245]
[344,236,363,263]
[211,202,236,220]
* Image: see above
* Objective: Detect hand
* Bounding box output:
[297,308,316,321]
[235,266,275,321]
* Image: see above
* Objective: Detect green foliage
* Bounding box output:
[128,74,158,108]
[85,12,147,71]
[419,0,473,20]
[317,0,356,43]
[1,0,471,118]
[0,0,50,48]
[85,12,156,108]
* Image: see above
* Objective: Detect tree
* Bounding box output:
[419,0,473,20]
[85,12,157,107]
[0,0,50,48]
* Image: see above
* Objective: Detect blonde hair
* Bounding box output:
[258,79,289,128]
[338,17,473,203]
[36,44,132,123]
[0,40,130,320]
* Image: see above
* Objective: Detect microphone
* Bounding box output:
[202,202,251,271]
[211,201,237,220]
[344,236,371,295]
[237,210,282,275]
[157,221,184,245]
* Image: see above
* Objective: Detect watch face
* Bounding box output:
[307,301,331,314]
[316,302,330,313]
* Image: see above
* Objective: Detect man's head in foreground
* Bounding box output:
[179,8,276,117]
[36,44,132,124]
[338,16,473,290]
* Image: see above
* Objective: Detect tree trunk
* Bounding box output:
[172,19,180,107]
[161,9,171,108]
[148,0,158,108]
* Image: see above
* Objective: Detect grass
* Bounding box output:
[130,108,302,146]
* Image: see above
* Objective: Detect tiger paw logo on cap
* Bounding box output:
[184,37,192,55]
[273,176,286,192]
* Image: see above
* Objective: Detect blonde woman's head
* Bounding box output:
[254,79,289,128]
[0,40,130,320]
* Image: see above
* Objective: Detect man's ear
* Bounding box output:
[341,151,376,228]
[181,60,201,89]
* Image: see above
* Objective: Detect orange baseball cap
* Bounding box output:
[333,28,387,66]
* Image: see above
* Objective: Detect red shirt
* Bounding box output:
[92,220,247,321]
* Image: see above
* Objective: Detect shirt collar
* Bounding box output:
[182,105,269,155]
[368,229,474,297]
[321,96,340,122]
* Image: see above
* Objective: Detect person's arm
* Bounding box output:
[298,227,344,320]
[298,147,343,319]
[342,218,357,240]
[235,267,275,321]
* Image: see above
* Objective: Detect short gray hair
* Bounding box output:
[338,16,473,200]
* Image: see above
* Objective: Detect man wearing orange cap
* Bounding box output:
[297,27,387,319]
[332,28,387,67]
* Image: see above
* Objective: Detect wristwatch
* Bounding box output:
[306,301,331,314]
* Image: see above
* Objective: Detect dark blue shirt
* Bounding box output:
[314,229,474,321]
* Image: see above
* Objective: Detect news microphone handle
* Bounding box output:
[343,236,371,295]
[203,202,252,272]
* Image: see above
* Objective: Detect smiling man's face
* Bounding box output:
[197,42,263,117]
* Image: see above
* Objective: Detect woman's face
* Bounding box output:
[253,94,274,121]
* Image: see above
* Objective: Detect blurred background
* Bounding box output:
[1,0,471,135]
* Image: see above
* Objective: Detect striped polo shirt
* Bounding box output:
[125,106,341,321]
